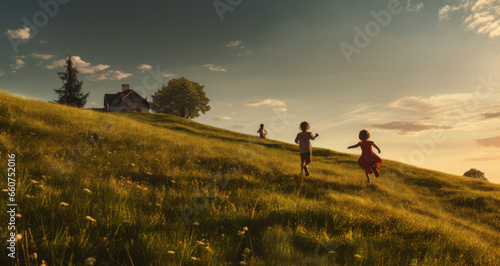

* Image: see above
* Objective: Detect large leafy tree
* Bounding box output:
[54,56,89,108]
[151,77,210,119]
[463,168,487,180]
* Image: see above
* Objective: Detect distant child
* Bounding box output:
[294,122,319,176]
[257,124,267,139]
[347,129,382,183]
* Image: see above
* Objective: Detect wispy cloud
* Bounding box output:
[87,70,132,81]
[162,73,177,78]
[203,64,227,72]
[231,124,250,129]
[10,56,25,70]
[45,56,110,74]
[137,64,152,73]
[372,121,453,135]
[481,110,500,119]
[476,135,500,148]
[30,53,54,60]
[5,27,31,40]
[226,40,242,47]
[213,116,232,121]
[405,0,424,13]
[438,0,500,38]
[245,99,288,112]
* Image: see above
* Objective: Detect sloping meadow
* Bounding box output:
[0,91,499,265]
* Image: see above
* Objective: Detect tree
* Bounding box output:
[463,168,487,180]
[151,77,210,119]
[54,55,89,108]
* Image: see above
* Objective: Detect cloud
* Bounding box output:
[438,0,500,38]
[475,135,500,148]
[245,99,288,112]
[162,73,177,78]
[87,70,132,81]
[482,110,500,119]
[464,155,500,161]
[5,27,31,40]
[10,57,25,70]
[231,124,250,129]
[0,69,4,77]
[226,40,242,47]
[213,116,232,121]
[137,64,152,73]
[30,53,54,60]
[45,56,110,74]
[203,64,227,72]
[39,40,48,44]
[372,121,453,135]
[406,0,424,13]
[389,94,473,113]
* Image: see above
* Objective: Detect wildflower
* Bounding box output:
[196,240,205,245]
[328,250,336,254]
[244,248,251,254]
[31,179,40,184]
[190,257,198,261]
[15,214,22,218]
[354,254,362,259]
[242,227,249,231]
[1,189,8,192]
[60,202,70,207]
[83,188,92,194]
[131,163,135,166]
[29,252,37,260]
[237,230,245,236]
[239,261,247,265]
[170,180,176,184]
[193,222,200,226]
[204,246,212,252]
[86,216,97,223]
[15,234,22,242]
[40,260,47,266]
[167,251,175,254]
[84,257,97,265]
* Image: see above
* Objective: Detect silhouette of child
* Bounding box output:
[347,129,382,183]
[257,124,267,139]
[295,122,319,176]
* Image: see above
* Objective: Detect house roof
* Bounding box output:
[104,89,150,109]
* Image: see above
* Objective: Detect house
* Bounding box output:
[104,84,150,112]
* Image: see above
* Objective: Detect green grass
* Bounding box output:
[0,91,499,265]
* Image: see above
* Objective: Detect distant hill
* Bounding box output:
[0,91,499,265]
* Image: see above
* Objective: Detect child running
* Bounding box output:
[294,122,319,176]
[347,129,382,183]
[257,124,267,139]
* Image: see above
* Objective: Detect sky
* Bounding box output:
[1,0,500,183]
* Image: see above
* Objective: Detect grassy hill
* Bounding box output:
[1,91,499,265]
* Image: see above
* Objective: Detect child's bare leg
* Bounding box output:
[365,171,371,183]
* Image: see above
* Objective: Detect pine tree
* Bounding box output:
[54,56,89,107]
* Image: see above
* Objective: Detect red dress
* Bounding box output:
[357,141,382,174]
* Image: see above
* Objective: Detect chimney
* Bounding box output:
[121,84,130,92]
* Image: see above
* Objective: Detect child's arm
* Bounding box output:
[347,143,360,149]
[372,143,381,153]
[310,133,319,140]
[294,134,300,144]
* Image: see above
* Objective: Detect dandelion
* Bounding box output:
[242,226,249,231]
[193,222,200,226]
[83,188,92,194]
[15,214,22,218]
[84,257,97,265]
[328,250,336,254]
[244,248,251,254]
[131,163,135,166]
[167,251,175,254]
[354,254,362,259]
[170,180,176,184]
[190,257,198,261]
[40,260,47,266]
[85,216,96,223]
[60,202,70,207]
[237,230,245,236]
[15,234,22,242]
[29,252,38,260]
[204,246,212,252]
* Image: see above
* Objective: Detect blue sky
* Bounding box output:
[1,0,500,183]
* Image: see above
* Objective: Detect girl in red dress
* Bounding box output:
[347,129,382,183]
